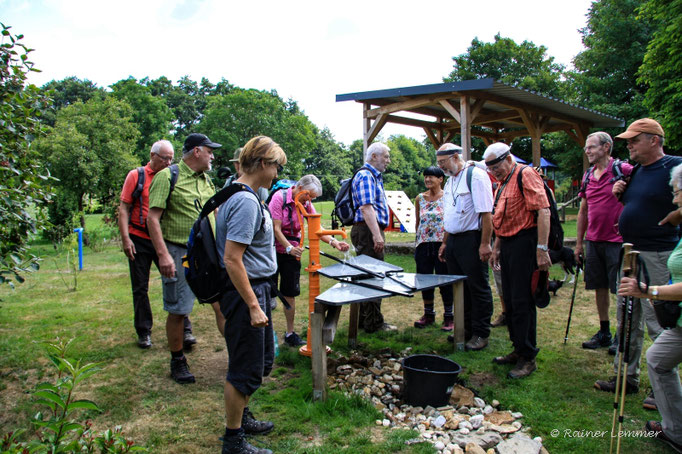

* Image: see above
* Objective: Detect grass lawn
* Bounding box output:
[0,212,669,453]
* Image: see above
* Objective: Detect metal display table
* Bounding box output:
[309,254,466,401]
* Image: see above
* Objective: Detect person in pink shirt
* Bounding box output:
[575,131,632,351]
[269,175,349,347]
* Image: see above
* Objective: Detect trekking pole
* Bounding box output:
[609,243,633,454]
[563,256,583,344]
[615,250,639,454]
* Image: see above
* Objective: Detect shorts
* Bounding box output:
[161,242,196,315]
[274,252,301,297]
[220,281,274,396]
[584,240,622,294]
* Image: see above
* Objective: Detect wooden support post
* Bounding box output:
[362,103,371,153]
[348,304,359,348]
[453,280,465,351]
[311,302,327,401]
[460,96,471,161]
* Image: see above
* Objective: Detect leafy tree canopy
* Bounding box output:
[444,33,565,97]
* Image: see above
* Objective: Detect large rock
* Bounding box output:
[485,410,514,426]
[451,384,476,407]
[496,433,542,454]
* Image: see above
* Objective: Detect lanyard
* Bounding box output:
[492,163,517,216]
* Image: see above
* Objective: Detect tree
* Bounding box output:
[37,96,139,233]
[40,76,103,126]
[568,0,652,125]
[638,0,682,150]
[110,77,174,163]
[445,34,565,96]
[0,23,55,287]
[302,127,352,199]
[199,88,316,178]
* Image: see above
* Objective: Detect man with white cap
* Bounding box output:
[594,118,682,410]
[436,143,494,350]
[484,143,550,379]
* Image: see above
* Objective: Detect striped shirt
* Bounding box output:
[492,164,549,238]
[148,159,215,245]
[352,164,389,228]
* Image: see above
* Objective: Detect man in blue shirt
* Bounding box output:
[350,142,395,333]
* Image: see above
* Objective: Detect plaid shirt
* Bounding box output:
[148,160,215,244]
[352,164,389,228]
[492,164,549,238]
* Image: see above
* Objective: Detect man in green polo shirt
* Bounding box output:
[147,133,222,384]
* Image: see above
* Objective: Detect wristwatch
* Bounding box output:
[329,238,336,247]
[537,244,548,252]
[285,245,293,255]
[650,285,659,298]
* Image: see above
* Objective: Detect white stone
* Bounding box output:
[469,414,484,429]
[512,421,522,429]
[422,432,432,439]
[433,415,447,428]
[459,420,473,430]
[483,405,494,415]
[443,450,452,454]
[459,428,470,435]
[492,400,500,408]
[434,441,445,450]
[511,412,523,419]
[474,397,486,408]
[382,419,390,427]
[375,419,383,425]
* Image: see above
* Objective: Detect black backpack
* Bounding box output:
[182,183,258,304]
[579,159,630,195]
[517,166,564,251]
[128,164,179,232]
[332,166,376,229]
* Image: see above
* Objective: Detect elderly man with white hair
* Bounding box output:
[484,142,551,379]
[350,142,396,333]
[436,143,494,350]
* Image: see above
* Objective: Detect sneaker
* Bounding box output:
[645,421,682,453]
[608,334,619,356]
[413,314,435,328]
[222,429,272,454]
[242,407,274,436]
[377,323,398,332]
[441,317,454,332]
[582,330,612,349]
[508,358,537,379]
[284,332,305,347]
[183,331,197,350]
[594,376,638,394]
[643,390,657,411]
[465,336,489,351]
[491,313,507,327]
[137,334,152,349]
[492,351,519,365]
[170,357,195,384]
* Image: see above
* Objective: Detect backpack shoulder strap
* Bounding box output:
[199,183,247,220]
[130,167,146,226]
[166,164,179,207]
[580,166,594,194]
[465,165,474,192]
[517,165,529,197]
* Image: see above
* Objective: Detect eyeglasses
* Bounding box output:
[153,153,173,163]
[268,160,283,173]
[583,145,601,152]
[486,161,505,173]
[436,155,452,166]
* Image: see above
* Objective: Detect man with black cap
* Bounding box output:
[484,142,550,379]
[147,133,224,384]
[594,118,682,409]
[436,143,494,350]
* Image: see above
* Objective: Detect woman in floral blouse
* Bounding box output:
[413,166,454,330]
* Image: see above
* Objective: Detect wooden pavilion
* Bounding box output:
[336,78,624,168]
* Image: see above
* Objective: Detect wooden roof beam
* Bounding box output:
[385,114,442,130]
[364,93,456,119]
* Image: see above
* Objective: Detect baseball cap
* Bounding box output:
[229,147,242,162]
[183,133,222,153]
[615,118,665,140]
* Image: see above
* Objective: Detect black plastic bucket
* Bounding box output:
[401,354,462,407]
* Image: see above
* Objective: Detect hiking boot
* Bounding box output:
[493,351,519,365]
[465,336,489,351]
[170,357,195,384]
[413,314,435,328]
[242,407,274,436]
[645,421,682,453]
[222,429,272,454]
[608,334,619,356]
[594,376,638,394]
[441,316,454,332]
[508,358,537,379]
[643,390,657,411]
[137,334,152,349]
[284,332,305,347]
[491,312,507,327]
[582,330,612,349]
[183,331,197,350]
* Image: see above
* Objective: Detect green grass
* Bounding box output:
[0,214,670,453]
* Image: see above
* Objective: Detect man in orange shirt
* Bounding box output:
[484,143,550,379]
[118,140,194,349]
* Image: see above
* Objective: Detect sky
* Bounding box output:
[3,0,595,146]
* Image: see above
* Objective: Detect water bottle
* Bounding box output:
[273,331,280,357]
